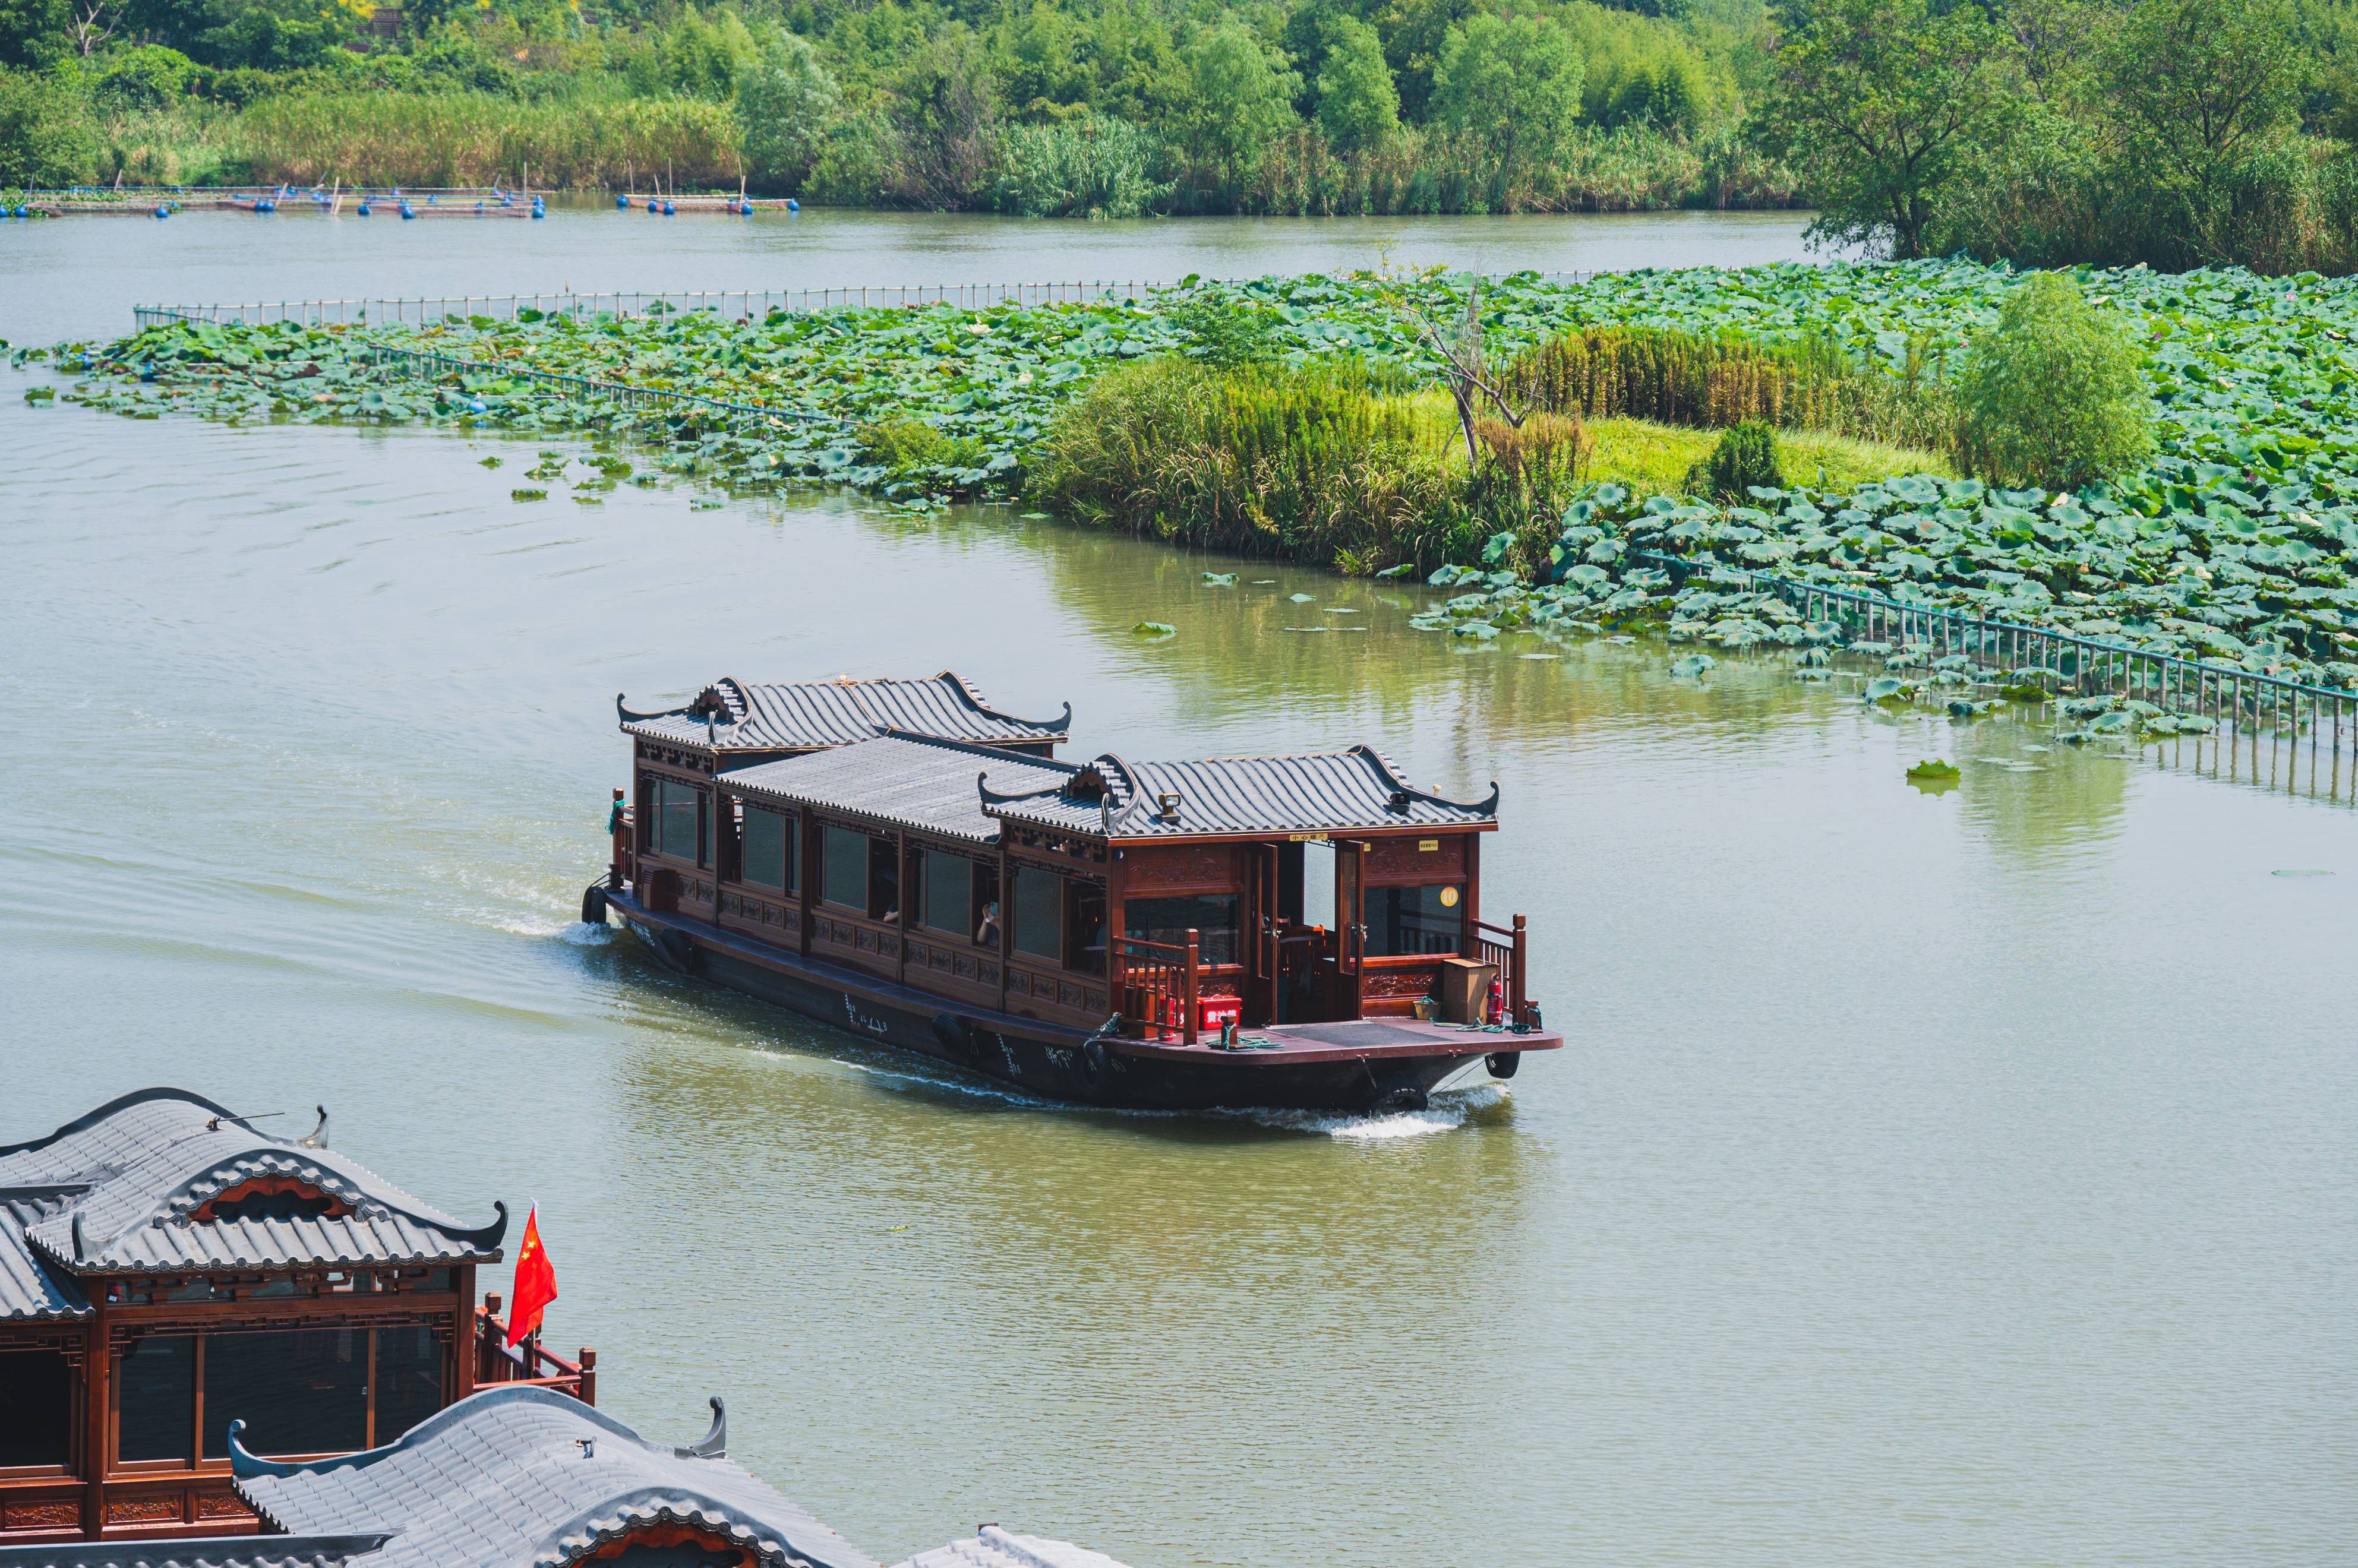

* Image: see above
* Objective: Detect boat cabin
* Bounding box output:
[616,674,1069,926]
[0,1090,589,1548]
[693,731,1523,1044]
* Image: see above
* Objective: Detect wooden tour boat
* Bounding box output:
[587,674,1562,1112]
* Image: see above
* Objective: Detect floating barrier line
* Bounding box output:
[356,343,850,431]
[1636,551,2357,783]
[131,273,1598,331]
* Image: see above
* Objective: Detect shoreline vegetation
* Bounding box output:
[33,260,2358,692]
[0,0,2350,258]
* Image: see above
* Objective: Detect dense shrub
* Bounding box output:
[986,115,1169,218]
[0,67,96,186]
[1685,420,1784,500]
[1956,273,2154,490]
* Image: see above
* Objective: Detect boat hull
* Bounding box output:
[605,892,1530,1112]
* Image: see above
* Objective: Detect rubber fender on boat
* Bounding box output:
[580,884,608,925]
[1484,1051,1520,1080]
[1369,1075,1429,1114]
[930,1011,974,1058]
[655,927,697,972]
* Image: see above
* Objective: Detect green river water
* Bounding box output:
[1,208,2352,1567]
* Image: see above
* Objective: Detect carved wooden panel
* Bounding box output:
[2,1499,80,1531]
[195,1490,255,1521]
[1363,965,1441,998]
[1122,843,1240,891]
[1365,833,1467,881]
[106,1494,185,1525]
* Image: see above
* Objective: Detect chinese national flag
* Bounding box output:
[506,1206,558,1346]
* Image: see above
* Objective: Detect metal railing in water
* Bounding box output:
[1639,552,2358,798]
[130,271,1600,331]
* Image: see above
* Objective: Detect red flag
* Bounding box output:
[506,1206,558,1346]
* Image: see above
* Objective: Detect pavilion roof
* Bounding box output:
[722,732,1077,846]
[980,746,1498,841]
[619,674,1068,756]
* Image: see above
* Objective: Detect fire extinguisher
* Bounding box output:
[1486,975,1505,1026]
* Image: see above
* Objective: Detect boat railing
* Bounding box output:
[475,1294,598,1405]
[1470,915,1530,1028]
[1114,931,1200,1045]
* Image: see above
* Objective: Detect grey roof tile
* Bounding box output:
[722,732,1077,846]
[891,1529,1136,1568]
[0,1537,390,1568]
[0,1090,505,1281]
[620,675,1068,755]
[981,747,1498,840]
[233,1387,877,1568]
[0,1194,90,1320]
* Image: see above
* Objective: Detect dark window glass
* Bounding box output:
[373,1325,443,1445]
[655,779,702,862]
[821,825,867,911]
[741,807,788,890]
[868,836,899,922]
[1064,880,1106,975]
[203,1329,367,1459]
[916,849,971,937]
[116,1334,194,1462]
[973,864,999,945]
[1123,894,1240,967]
[1366,884,1463,957]
[1011,865,1061,960]
[0,1348,72,1469]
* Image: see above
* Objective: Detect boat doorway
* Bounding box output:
[1262,839,1364,1025]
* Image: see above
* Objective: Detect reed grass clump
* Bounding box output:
[1027,356,1467,565]
[228,92,740,188]
[1505,323,1958,453]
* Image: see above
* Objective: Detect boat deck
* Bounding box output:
[1118,1016,1562,1066]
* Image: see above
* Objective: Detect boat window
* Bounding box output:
[203,1329,368,1459]
[373,1325,444,1445]
[741,806,791,891]
[1365,884,1463,957]
[1010,864,1061,961]
[820,825,867,911]
[0,1348,72,1469]
[915,848,972,937]
[116,1333,195,1462]
[1064,880,1106,975]
[868,835,900,921]
[1124,894,1240,967]
[654,778,702,863]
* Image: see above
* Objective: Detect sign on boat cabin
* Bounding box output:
[592,681,1564,1112]
[0,1090,592,1548]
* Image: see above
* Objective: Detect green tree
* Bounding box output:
[1956,271,2154,490]
[1751,0,2015,258]
[738,31,839,189]
[2100,0,2302,266]
[0,65,96,184]
[0,0,70,67]
[1178,23,1300,203]
[1431,14,1584,201]
[1315,13,1399,154]
[1371,0,1475,123]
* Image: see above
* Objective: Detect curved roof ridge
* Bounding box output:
[528,1485,789,1568]
[0,1086,245,1161]
[933,671,1072,735]
[231,1385,687,1483]
[1348,744,1501,815]
[869,728,1078,767]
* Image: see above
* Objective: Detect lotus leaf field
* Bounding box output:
[34,259,2358,688]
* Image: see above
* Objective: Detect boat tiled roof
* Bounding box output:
[0,1537,392,1568]
[232,1386,878,1568]
[891,1528,1135,1568]
[722,732,1078,846]
[0,1089,506,1282]
[0,1193,91,1320]
[979,747,1498,840]
[619,674,1068,755]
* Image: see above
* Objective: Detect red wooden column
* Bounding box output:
[80,1306,106,1539]
[450,1265,476,1406]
